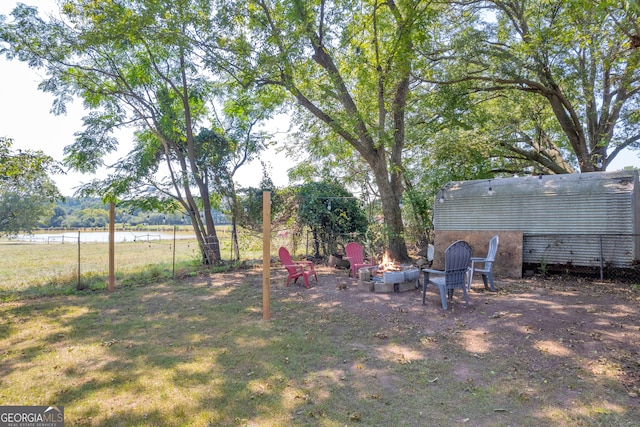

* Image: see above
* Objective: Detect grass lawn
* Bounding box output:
[0,227,296,299]
[0,238,201,294]
[1,267,638,426]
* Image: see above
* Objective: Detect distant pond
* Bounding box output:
[9,231,195,244]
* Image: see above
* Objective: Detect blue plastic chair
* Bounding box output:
[421,240,472,309]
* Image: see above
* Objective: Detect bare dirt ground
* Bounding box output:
[265,265,640,422]
[4,262,637,425]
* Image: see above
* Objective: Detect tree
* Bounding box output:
[427,0,640,173]
[208,0,438,261]
[296,181,368,258]
[195,99,273,261]
[236,175,288,235]
[47,206,67,228]
[1,1,273,264]
[0,137,61,234]
[62,207,109,228]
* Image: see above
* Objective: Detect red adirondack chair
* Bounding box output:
[278,247,317,288]
[345,242,376,278]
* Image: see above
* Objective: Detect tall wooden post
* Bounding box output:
[262,191,271,320]
[108,201,115,293]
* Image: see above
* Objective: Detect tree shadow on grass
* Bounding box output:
[0,268,639,426]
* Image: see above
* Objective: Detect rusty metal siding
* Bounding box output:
[434,171,639,267]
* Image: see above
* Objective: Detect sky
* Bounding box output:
[0,1,295,197]
[0,54,295,196]
[1,1,640,197]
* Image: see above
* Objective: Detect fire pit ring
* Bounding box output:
[359,266,420,293]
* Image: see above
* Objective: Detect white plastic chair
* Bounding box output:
[468,235,499,292]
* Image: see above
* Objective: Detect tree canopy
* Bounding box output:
[296,180,368,257]
[203,0,443,261]
[2,0,640,261]
[1,0,277,264]
[0,137,61,235]
[425,0,640,173]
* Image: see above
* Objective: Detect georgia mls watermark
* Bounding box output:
[0,406,64,427]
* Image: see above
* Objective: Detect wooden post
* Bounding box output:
[262,191,271,320]
[108,201,115,293]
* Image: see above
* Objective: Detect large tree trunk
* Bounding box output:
[371,156,410,263]
[252,0,415,262]
[162,137,219,265]
[179,50,222,265]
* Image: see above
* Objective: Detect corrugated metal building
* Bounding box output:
[434,171,640,268]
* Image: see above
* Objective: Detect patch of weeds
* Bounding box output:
[47,269,80,287]
[539,258,548,276]
[1,261,215,302]
[119,265,172,286]
[177,269,199,278]
[0,281,74,302]
[76,271,111,290]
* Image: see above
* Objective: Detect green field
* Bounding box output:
[0,225,308,300]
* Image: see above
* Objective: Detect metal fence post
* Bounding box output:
[172,225,177,277]
[77,230,81,289]
[599,234,604,280]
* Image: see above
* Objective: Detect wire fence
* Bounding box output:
[3,229,640,294]
[521,233,640,282]
[0,230,201,291]
[0,226,329,292]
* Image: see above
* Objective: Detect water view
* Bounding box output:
[10,231,195,244]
